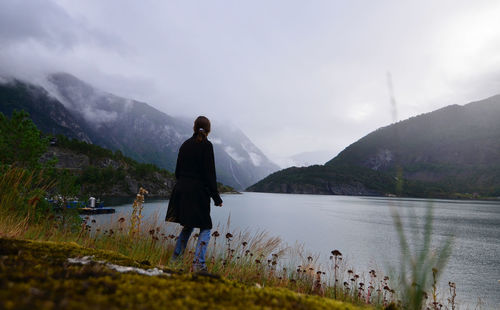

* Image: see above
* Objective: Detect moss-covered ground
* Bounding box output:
[0,237,367,310]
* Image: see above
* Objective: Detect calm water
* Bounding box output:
[92,193,500,309]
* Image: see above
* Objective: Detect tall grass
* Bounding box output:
[0,171,458,309]
[389,204,453,310]
[0,166,57,237]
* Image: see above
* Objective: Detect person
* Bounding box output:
[165,115,223,272]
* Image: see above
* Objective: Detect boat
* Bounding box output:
[78,207,115,215]
[77,197,115,214]
[48,196,115,215]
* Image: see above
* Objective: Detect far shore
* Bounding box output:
[242,190,500,202]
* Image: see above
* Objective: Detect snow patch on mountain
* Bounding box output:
[248,152,262,166]
[224,146,245,164]
[240,142,262,166]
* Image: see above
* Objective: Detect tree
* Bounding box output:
[0,110,49,168]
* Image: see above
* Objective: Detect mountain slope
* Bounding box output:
[247,165,396,196]
[43,142,175,198]
[209,124,281,189]
[0,80,92,142]
[46,73,193,173]
[0,74,279,189]
[249,95,500,197]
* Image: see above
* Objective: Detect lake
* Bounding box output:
[92,192,500,309]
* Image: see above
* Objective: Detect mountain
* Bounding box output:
[246,165,396,196]
[207,123,281,190]
[0,73,279,189]
[0,80,92,142]
[46,73,190,173]
[249,95,500,198]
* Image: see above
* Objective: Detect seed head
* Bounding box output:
[331,250,342,256]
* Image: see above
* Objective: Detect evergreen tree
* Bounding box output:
[0,110,49,168]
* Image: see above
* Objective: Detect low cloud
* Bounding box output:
[1,1,500,166]
[81,107,118,125]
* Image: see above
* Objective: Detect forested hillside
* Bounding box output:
[249,95,500,198]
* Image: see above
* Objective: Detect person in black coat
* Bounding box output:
[166,116,223,272]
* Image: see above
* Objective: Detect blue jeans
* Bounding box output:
[172,226,211,268]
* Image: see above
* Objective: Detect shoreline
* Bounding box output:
[244,190,500,202]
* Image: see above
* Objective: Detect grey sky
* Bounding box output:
[1,0,500,167]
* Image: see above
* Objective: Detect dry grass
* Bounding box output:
[1,206,398,307]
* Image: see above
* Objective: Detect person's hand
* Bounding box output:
[216,202,223,207]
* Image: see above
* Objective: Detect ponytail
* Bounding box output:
[196,128,208,142]
[193,116,211,142]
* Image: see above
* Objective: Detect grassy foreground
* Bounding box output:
[0,237,366,310]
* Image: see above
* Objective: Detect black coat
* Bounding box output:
[165,134,222,229]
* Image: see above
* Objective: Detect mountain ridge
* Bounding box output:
[249,94,500,198]
[0,73,279,189]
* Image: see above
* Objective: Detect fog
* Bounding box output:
[1,0,500,167]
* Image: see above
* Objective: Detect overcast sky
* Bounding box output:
[1,0,500,167]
